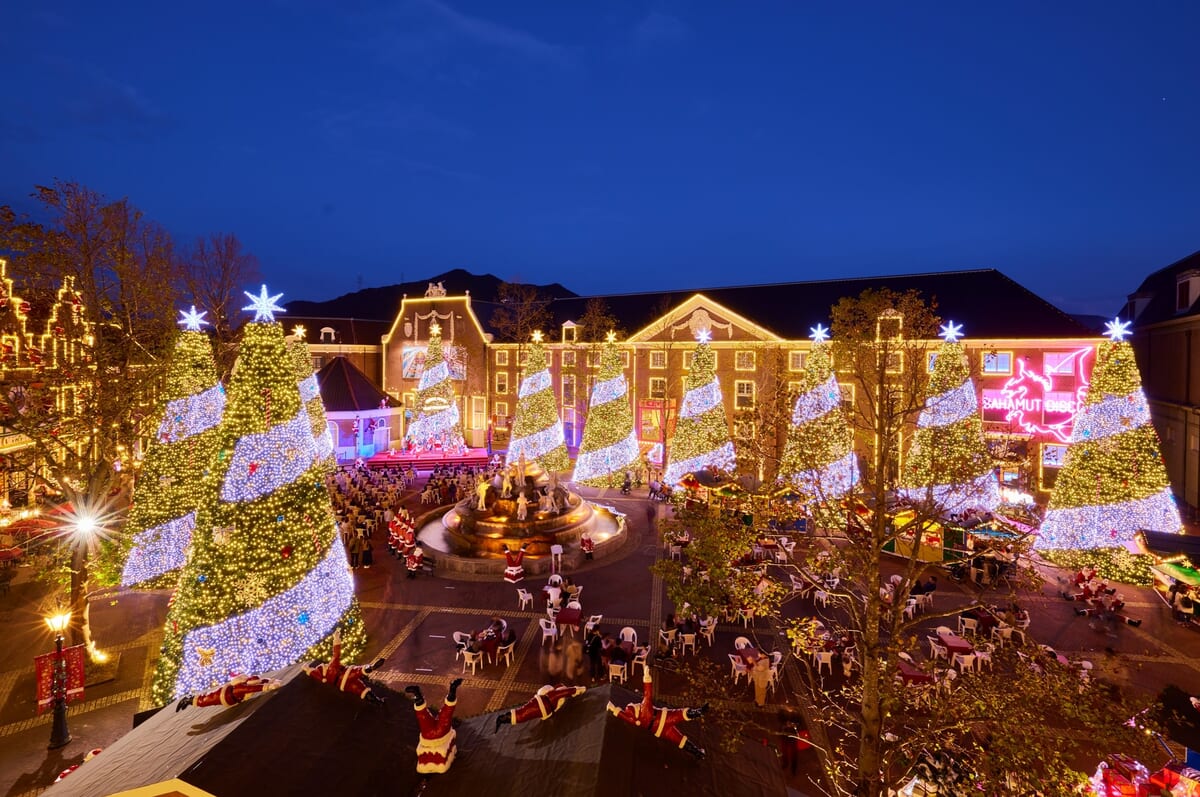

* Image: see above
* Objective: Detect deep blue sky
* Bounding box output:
[4,2,1198,315]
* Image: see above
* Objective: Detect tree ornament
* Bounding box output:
[197,647,216,667]
[280,545,293,559]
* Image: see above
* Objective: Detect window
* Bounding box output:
[1041,444,1068,469]
[517,349,528,367]
[735,380,755,410]
[562,350,576,368]
[789,351,807,371]
[839,383,855,409]
[982,351,1012,375]
[320,326,336,343]
[619,350,630,368]
[649,377,667,399]
[927,352,938,373]
[588,350,602,368]
[562,323,577,343]
[650,350,666,369]
[494,401,508,422]
[562,374,576,405]
[495,372,508,394]
[403,392,415,408]
[495,350,509,366]
[735,351,755,371]
[471,396,486,429]
[1043,352,1077,376]
[312,356,324,370]
[1180,281,1192,312]
[885,351,903,374]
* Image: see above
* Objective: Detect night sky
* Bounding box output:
[4,2,1198,315]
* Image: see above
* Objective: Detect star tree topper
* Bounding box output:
[605,330,617,343]
[531,330,544,343]
[291,324,306,340]
[242,285,286,322]
[939,320,964,343]
[695,328,712,343]
[1104,317,1132,342]
[178,305,209,331]
[809,323,830,343]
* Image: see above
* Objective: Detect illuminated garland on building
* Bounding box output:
[121,513,196,588]
[900,332,999,513]
[506,335,570,472]
[406,323,466,453]
[1037,330,1182,550]
[779,334,859,525]
[152,309,365,707]
[664,333,735,485]
[574,340,640,486]
[122,327,224,587]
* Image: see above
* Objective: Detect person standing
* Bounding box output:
[585,629,604,682]
[751,655,771,708]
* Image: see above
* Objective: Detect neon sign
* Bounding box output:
[981,346,1093,443]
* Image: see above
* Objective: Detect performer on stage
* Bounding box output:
[303,628,387,703]
[503,543,529,584]
[495,684,587,733]
[175,673,282,711]
[606,669,708,758]
[406,678,463,774]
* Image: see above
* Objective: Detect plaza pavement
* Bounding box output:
[1,474,1200,796]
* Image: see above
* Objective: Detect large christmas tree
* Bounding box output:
[287,332,335,464]
[405,321,466,453]
[151,287,365,705]
[573,333,639,487]
[664,329,735,485]
[121,307,225,588]
[506,331,571,473]
[1037,319,1182,549]
[899,321,999,513]
[779,324,858,524]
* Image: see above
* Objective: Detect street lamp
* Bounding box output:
[45,610,72,749]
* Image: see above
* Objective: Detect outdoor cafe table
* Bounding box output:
[473,628,501,660]
[962,607,999,634]
[555,606,582,632]
[897,660,935,684]
[737,646,765,665]
[938,632,974,656]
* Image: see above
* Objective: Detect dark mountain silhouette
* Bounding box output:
[285,268,579,321]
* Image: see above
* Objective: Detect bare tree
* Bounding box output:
[488,282,553,344]
[181,233,260,377]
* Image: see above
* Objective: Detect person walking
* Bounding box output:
[751,655,771,708]
[585,629,604,682]
[349,533,363,568]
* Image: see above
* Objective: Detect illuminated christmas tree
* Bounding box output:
[405,322,466,453]
[286,330,335,464]
[1037,319,1182,550]
[151,286,365,705]
[121,307,225,588]
[899,321,999,513]
[779,324,858,525]
[664,329,735,485]
[507,331,571,473]
[573,332,639,487]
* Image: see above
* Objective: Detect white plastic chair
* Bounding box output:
[452,631,472,661]
[938,667,958,694]
[815,590,830,608]
[566,600,582,610]
[974,643,994,671]
[659,627,677,650]
[918,592,934,611]
[608,661,628,684]
[680,633,697,655]
[517,588,533,611]
[496,641,515,668]
[812,650,835,675]
[631,646,648,677]
[462,649,484,675]
[585,614,603,633]
[619,626,638,645]
[728,653,749,685]
[550,544,564,573]
[952,652,976,672]
[734,636,752,650]
[959,616,979,637]
[903,599,918,621]
[547,573,563,587]
[991,623,1013,647]
[539,618,558,646]
[699,619,716,647]
[935,625,954,636]
[740,608,755,628]
[927,636,948,662]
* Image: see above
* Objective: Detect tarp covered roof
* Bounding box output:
[45,667,786,797]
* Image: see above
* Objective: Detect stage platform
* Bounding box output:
[360,448,492,471]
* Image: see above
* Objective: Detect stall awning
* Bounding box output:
[1152,562,1200,588]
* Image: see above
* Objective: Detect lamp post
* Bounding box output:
[45,610,72,749]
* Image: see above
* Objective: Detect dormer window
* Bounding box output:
[562,321,578,344]
[320,327,336,343]
[1177,270,1200,313]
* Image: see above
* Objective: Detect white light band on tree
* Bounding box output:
[120,512,196,587]
[220,408,318,502]
[157,384,226,443]
[418,361,449,392]
[789,450,859,500]
[408,402,461,441]
[507,420,566,464]
[573,430,640,483]
[298,375,320,403]
[173,541,355,698]
[664,441,736,485]
[679,380,723,419]
[898,470,1000,513]
[518,369,552,399]
[314,426,335,460]
[791,375,843,426]
[1036,486,1182,549]
[917,379,977,429]
[1071,392,1151,443]
[589,374,627,406]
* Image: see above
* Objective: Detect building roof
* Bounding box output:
[45,667,785,797]
[316,356,400,412]
[285,317,392,347]
[1123,249,1200,326]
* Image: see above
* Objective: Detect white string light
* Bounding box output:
[120,513,196,587]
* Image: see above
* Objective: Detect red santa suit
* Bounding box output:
[409,680,460,774]
[406,546,425,578]
[580,535,595,560]
[303,629,385,702]
[177,674,282,711]
[503,545,527,584]
[498,684,586,729]
[606,669,706,758]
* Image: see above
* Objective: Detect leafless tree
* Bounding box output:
[181,232,260,377]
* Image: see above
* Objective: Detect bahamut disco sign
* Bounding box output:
[980,347,1094,443]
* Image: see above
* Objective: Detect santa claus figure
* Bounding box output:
[406,545,425,579]
[495,684,586,733]
[303,628,387,703]
[503,544,529,584]
[175,673,283,712]
[580,533,595,561]
[606,669,707,759]
[406,678,462,774]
